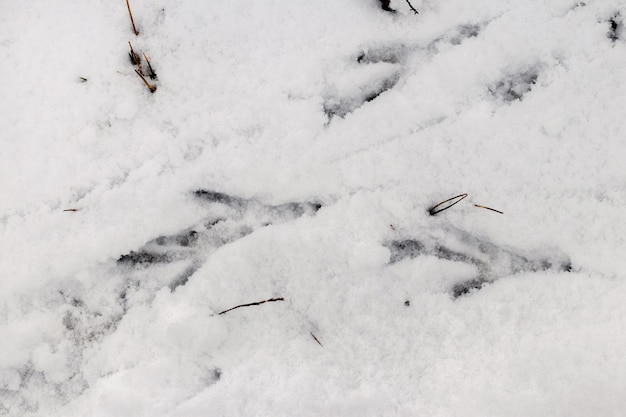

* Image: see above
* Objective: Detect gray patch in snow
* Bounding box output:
[608,13,623,42]
[323,72,401,120]
[490,69,539,102]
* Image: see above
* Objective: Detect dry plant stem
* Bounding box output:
[135,70,157,92]
[405,0,419,14]
[428,193,468,215]
[128,41,142,71]
[63,209,79,212]
[310,332,323,347]
[143,53,157,79]
[126,0,139,36]
[218,297,285,315]
[474,204,504,214]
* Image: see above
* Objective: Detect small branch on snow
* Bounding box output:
[135,70,157,93]
[428,193,468,216]
[404,0,419,14]
[218,297,285,315]
[143,53,157,80]
[310,332,323,347]
[63,208,80,212]
[125,0,139,36]
[473,204,504,215]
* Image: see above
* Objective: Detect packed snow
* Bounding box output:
[1,0,626,415]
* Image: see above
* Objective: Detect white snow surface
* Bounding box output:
[1,0,626,415]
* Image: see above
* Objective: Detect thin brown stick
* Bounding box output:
[135,69,157,93]
[404,0,419,14]
[428,193,468,215]
[310,332,323,347]
[63,208,79,212]
[218,297,284,315]
[474,204,504,214]
[143,52,157,80]
[126,0,139,36]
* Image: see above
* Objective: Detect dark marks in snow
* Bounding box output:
[356,44,410,65]
[324,21,489,122]
[608,13,623,42]
[194,190,246,208]
[426,22,487,52]
[385,228,571,298]
[490,69,539,102]
[323,72,401,120]
[5,191,323,413]
[118,190,322,279]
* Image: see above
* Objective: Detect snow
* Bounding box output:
[1,0,626,415]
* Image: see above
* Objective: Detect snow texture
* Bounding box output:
[1,0,626,415]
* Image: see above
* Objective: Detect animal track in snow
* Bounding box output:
[323,22,488,122]
[118,190,322,290]
[385,227,571,298]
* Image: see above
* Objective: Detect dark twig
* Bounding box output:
[310,332,323,347]
[218,297,285,315]
[125,0,139,36]
[143,53,157,80]
[404,0,419,14]
[428,193,468,215]
[78,77,88,83]
[63,208,79,212]
[135,69,157,93]
[474,204,504,214]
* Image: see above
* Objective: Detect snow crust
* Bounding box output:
[1,0,626,415]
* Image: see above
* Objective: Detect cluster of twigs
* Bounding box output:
[428,193,503,215]
[126,0,158,93]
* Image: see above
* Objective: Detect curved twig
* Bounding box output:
[428,193,468,215]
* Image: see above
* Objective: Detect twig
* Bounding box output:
[404,0,419,14]
[78,77,88,82]
[63,208,79,212]
[218,297,284,315]
[310,332,323,347]
[143,53,157,80]
[135,69,157,93]
[125,0,139,36]
[474,204,503,214]
[428,193,468,215]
